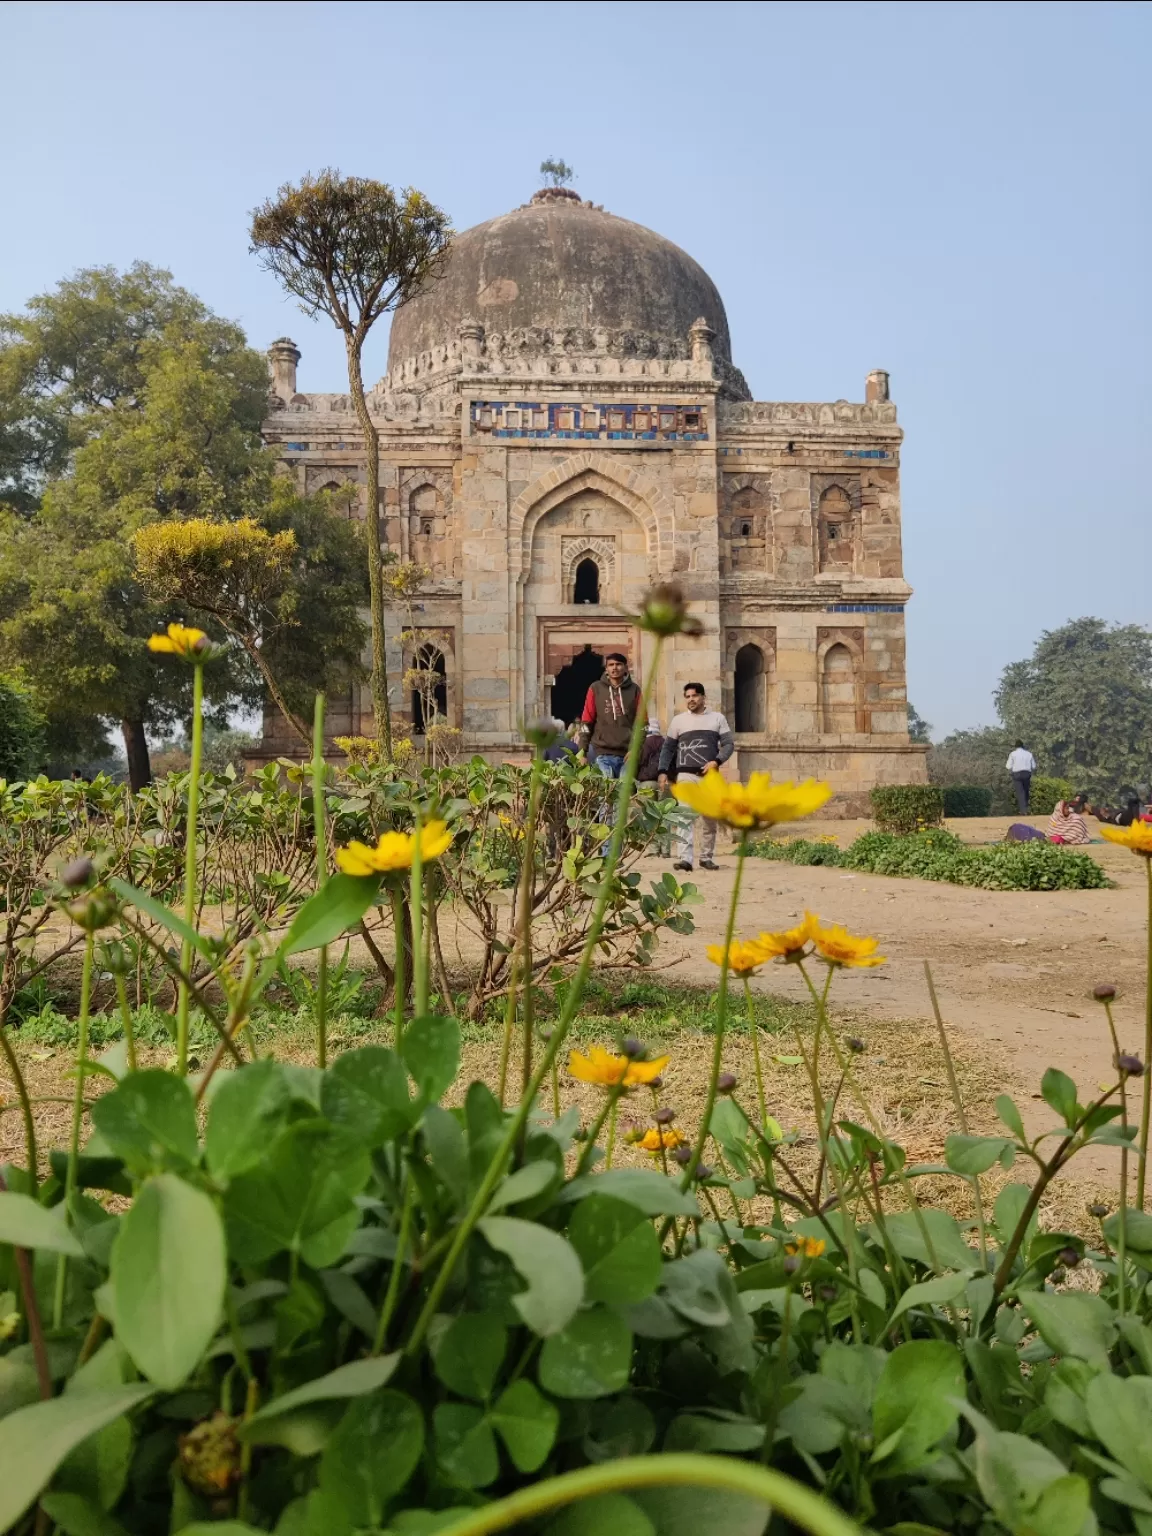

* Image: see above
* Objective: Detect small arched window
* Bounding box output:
[573,558,600,604]
[819,486,854,571]
[734,644,765,733]
[821,643,857,733]
[740,521,752,537]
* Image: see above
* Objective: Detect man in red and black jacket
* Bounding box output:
[578,653,642,778]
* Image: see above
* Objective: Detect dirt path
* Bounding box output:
[630,816,1146,1180]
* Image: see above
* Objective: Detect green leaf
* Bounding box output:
[488,1162,557,1212]
[433,1313,507,1402]
[776,1374,862,1455]
[544,1495,655,1536]
[665,1410,765,1453]
[944,1134,1014,1176]
[1022,1291,1117,1368]
[993,1182,1037,1251]
[89,1070,198,1173]
[108,879,211,960]
[477,1216,584,1336]
[0,1357,40,1419]
[224,1121,369,1269]
[1103,1207,1152,1253]
[995,1093,1027,1141]
[968,1415,1085,1536]
[423,1105,468,1196]
[559,1167,699,1217]
[38,1494,131,1536]
[317,1390,423,1529]
[581,1395,656,1460]
[245,1355,401,1427]
[1086,1373,1152,1489]
[878,1210,975,1272]
[111,1174,226,1391]
[661,1248,742,1329]
[568,1195,663,1305]
[0,1385,152,1533]
[320,1046,413,1148]
[1041,1067,1079,1126]
[630,1485,769,1536]
[489,1379,558,1472]
[1029,1477,1092,1536]
[0,1190,84,1256]
[872,1340,966,1476]
[1044,1357,1098,1437]
[889,1271,970,1325]
[538,1308,632,1398]
[433,1402,499,1489]
[280,873,380,957]
[205,1059,291,1181]
[402,1015,461,1105]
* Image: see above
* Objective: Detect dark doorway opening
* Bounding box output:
[412,645,448,732]
[734,643,765,733]
[551,644,604,725]
[573,558,600,604]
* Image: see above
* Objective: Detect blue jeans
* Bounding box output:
[596,754,627,779]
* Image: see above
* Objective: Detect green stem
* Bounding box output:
[312,693,329,1069]
[743,975,768,1126]
[176,662,204,1076]
[1139,857,1152,1209]
[410,817,427,1021]
[54,929,94,1328]
[518,754,544,1098]
[1103,998,1128,1314]
[405,636,665,1355]
[0,1019,38,1192]
[114,974,137,1072]
[924,960,987,1266]
[391,888,407,1047]
[573,1091,619,1178]
[605,1096,619,1169]
[432,1453,863,1536]
[374,1172,415,1354]
[682,831,747,1186]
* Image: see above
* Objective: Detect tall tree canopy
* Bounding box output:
[995,617,1152,793]
[0,266,367,786]
[250,171,452,755]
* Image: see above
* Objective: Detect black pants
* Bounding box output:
[1012,771,1032,813]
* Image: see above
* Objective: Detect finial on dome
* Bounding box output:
[268,337,300,397]
[689,317,715,366]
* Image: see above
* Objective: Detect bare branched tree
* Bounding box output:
[249,172,452,755]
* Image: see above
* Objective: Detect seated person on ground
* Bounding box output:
[1047,800,1090,844]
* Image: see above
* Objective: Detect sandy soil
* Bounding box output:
[631,815,1147,1181]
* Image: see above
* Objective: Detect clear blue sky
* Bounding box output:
[3,0,1148,737]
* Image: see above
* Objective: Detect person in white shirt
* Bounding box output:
[1005,741,1037,813]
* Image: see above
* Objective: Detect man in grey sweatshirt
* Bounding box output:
[657,682,735,871]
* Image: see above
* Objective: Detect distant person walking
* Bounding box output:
[1005,740,1037,814]
[579,653,642,779]
[657,683,734,872]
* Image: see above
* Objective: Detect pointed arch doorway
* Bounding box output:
[539,619,638,725]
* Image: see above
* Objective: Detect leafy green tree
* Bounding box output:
[0,263,240,513]
[0,267,366,787]
[927,724,1014,812]
[906,701,933,744]
[539,157,575,188]
[0,673,45,779]
[249,171,452,757]
[995,617,1152,794]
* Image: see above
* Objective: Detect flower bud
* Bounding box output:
[523,715,562,750]
[818,1284,838,1303]
[783,1254,802,1276]
[654,1107,676,1126]
[1093,984,1117,1002]
[694,1164,714,1182]
[1116,1053,1145,1077]
[60,856,94,889]
[717,1072,737,1095]
[1088,1202,1109,1218]
[672,1145,693,1166]
[621,1036,645,1060]
[647,1075,664,1091]
[1049,1267,1066,1285]
[636,582,701,638]
[191,633,212,656]
[623,1123,644,1145]
[846,1037,866,1054]
[1057,1246,1080,1268]
[63,886,119,933]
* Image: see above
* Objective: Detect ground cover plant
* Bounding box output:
[1,590,1152,1536]
[749,829,1111,892]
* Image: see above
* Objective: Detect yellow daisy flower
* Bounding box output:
[1101,823,1152,858]
[752,921,813,962]
[335,820,453,876]
[672,770,831,830]
[805,912,886,968]
[638,1126,686,1153]
[784,1235,826,1259]
[706,939,767,974]
[147,623,210,659]
[568,1045,671,1088]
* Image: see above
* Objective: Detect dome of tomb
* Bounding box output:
[385,187,749,399]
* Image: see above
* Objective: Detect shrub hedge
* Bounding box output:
[941,784,993,818]
[1029,774,1075,815]
[869,783,945,834]
[749,828,1110,890]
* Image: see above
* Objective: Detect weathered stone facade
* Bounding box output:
[259,188,926,807]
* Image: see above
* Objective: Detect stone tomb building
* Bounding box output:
[261,186,926,808]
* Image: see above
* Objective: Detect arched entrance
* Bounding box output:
[734,644,765,732]
[550,644,604,725]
